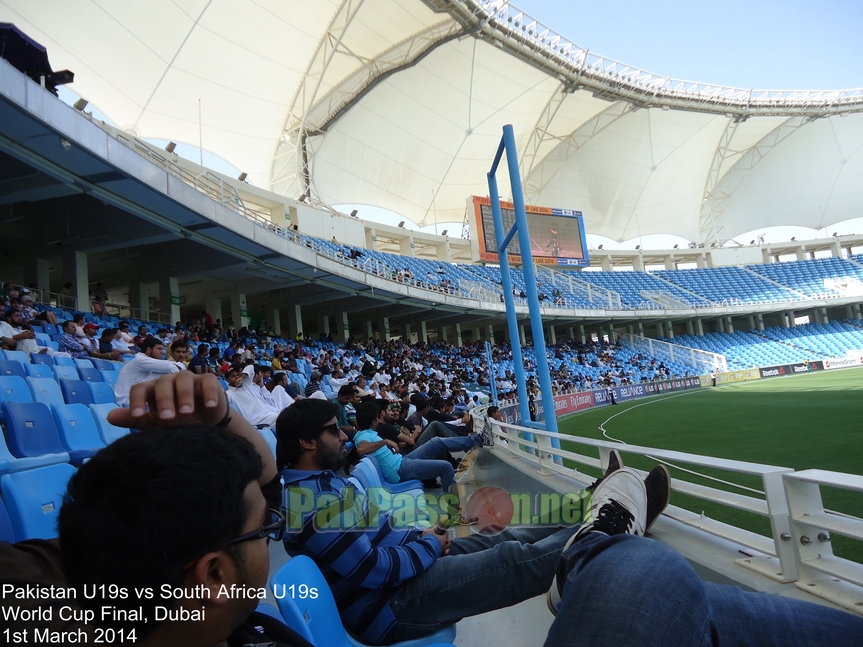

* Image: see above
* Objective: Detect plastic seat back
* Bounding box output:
[30,352,55,366]
[2,350,28,364]
[26,362,54,378]
[0,375,33,421]
[52,365,79,381]
[88,381,116,405]
[271,556,346,647]
[26,377,65,408]
[61,379,94,405]
[2,401,69,459]
[271,556,457,647]
[89,403,130,445]
[0,497,14,543]
[74,358,94,369]
[54,355,75,367]
[90,358,115,371]
[52,403,107,452]
[78,367,104,382]
[100,370,118,387]
[0,359,26,378]
[0,463,77,541]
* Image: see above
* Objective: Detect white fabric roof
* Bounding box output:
[4,0,862,243]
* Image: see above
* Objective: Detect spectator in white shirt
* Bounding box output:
[113,338,180,407]
[226,365,278,427]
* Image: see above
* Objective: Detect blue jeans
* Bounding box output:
[414,420,461,447]
[397,436,481,493]
[545,532,863,647]
[391,525,576,642]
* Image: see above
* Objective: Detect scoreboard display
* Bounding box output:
[471,196,589,266]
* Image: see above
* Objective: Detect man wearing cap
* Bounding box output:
[81,324,125,360]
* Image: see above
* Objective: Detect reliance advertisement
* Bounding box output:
[497,377,700,425]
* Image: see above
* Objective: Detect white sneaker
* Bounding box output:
[547,467,648,616]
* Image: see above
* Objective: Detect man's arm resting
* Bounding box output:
[356,439,398,457]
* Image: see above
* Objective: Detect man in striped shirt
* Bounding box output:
[277,399,578,645]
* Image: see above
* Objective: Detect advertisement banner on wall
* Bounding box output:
[497,377,701,425]
[759,361,825,378]
[701,369,762,386]
[822,356,863,370]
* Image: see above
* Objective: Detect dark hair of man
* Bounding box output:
[337,384,355,398]
[271,371,287,386]
[118,320,129,329]
[73,313,85,324]
[355,401,381,430]
[100,328,116,340]
[139,337,161,354]
[197,343,209,355]
[62,320,76,333]
[487,405,500,416]
[169,338,188,353]
[226,367,241,379]
[58,426,262,638]
[375,399,390,414]
[275,399,338,469]
[208,347,220,357]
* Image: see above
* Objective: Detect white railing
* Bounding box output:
[470,0,863,113]
[640,289,694,310]
[486,418,863,612]
[619,331,727,373]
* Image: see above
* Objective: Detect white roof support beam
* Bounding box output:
[699,116,812,244]
[523,100,638,203]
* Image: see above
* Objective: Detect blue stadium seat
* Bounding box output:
[60,379,95,406]
[2,401,93,466]
[74,358,94,369]
[90,358,116,371]
[78,367,104,382]
[89,403,130,445]
[0,463,77,541]
[0,375,33,422]
[25,362,54,378]
[0,359,26,377]
[52,403,107,454]
[30,352,55,366]
[272,555,456,647]
[26,377,66,408]
[87,381,116,405]
[259,427,277,460]
[1,350,29,364]
[100,370,118,387]
[0,497,14,543]
[52,365,80,381]
[54,355,76,367]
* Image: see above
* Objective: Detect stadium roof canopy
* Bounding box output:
[5,0,863,245]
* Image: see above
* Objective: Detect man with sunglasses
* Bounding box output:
[56,372,314,647]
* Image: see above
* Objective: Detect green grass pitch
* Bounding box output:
[556,366,863,563]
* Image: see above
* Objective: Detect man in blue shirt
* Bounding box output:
[277,399,579,645]
[353,401,482,494]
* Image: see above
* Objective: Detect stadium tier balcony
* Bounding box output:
[575,270,712,309]
[752,322,863,358]
[665,331,812,369]
[746,257,863,299]
[652,266,800,305]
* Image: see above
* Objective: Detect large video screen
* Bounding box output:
[471,196,589,266]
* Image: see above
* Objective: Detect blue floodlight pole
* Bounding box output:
[485,341,498,406]
[488,124,561,460]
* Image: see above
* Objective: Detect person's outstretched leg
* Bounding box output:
[544,532,863,647]
[414,420,458,447]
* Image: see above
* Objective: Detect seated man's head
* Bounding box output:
[336,384,356,404]
[140,337,164,359]
[276,399,344,471]
[59,426,271,643]
[169,339,188,363]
